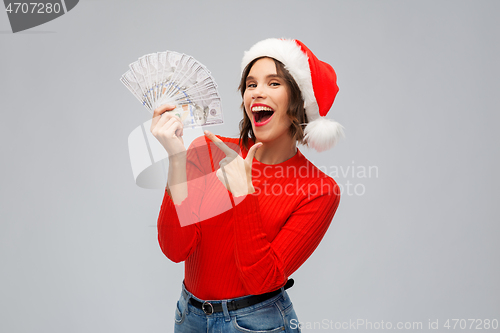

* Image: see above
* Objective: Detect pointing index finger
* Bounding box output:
[204,130,237,157]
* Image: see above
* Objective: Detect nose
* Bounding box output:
[251,84,266,99]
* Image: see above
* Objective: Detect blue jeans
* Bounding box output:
[174,282,301,332]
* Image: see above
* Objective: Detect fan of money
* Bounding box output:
[120,51,223,128]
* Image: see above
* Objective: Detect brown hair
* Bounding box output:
[238,57,308,151]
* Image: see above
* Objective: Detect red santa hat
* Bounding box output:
[241,38,344,152]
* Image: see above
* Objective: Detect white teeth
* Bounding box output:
[251,106,274,112]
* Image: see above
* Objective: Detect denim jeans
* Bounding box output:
[174,282,301,332]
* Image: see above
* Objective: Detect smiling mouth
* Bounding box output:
[252,105,275,124]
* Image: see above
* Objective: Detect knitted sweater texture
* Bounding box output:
[157,135,340,300]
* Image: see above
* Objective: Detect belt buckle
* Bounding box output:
[202,301,214,315]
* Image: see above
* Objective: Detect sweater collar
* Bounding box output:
[245,139,305,169]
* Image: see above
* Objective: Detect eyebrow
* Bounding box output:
[246,74,281,81]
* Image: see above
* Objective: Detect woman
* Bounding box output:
[151,38,344,333]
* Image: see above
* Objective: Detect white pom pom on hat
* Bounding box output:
[241,38,345,152]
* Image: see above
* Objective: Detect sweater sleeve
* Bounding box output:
[232,177,341,295]
[157,136,211,263]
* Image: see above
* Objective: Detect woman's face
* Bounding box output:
[243,57,292,145]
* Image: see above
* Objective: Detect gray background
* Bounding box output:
[1,1,499,332]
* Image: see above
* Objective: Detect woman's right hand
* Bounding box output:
[150,104,186,157]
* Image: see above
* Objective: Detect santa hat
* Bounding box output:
[241,38,345,152]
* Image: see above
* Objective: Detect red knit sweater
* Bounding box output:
[157,135,340,300]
